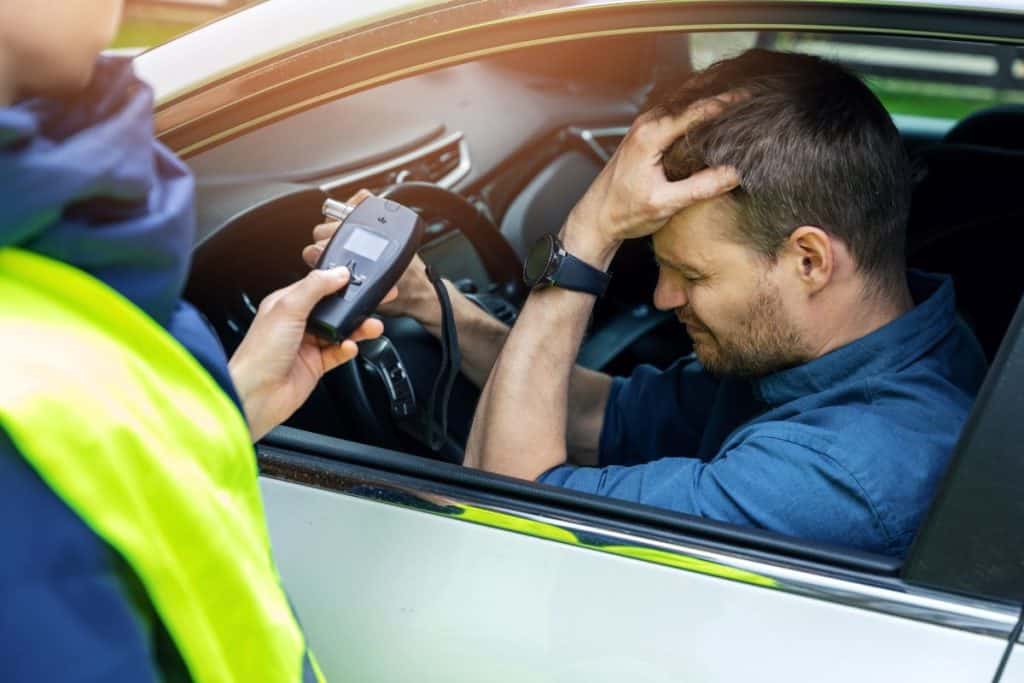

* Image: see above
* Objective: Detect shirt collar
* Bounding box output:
[753,270,956,406]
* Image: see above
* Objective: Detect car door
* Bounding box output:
[258,290,1024,682]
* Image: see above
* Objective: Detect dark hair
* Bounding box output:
[656,49,911,299]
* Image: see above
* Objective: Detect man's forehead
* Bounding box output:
[653,196,739,267]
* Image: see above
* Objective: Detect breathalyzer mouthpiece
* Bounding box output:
[322,198,356,223]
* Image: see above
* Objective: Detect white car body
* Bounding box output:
[263,477,1016,681]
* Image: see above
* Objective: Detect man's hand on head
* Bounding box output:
[562,95,742,267]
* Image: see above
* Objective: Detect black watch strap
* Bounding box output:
[552,250,610,296]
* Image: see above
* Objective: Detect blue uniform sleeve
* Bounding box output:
[0,430,160,682]
[167,299,243,411]
[541,434,894,555]
[598,357,721,467]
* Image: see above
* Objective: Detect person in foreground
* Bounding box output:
[311,50,988,558]
[1,3,392,681]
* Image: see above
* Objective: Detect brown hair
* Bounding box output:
[657,49,911,299]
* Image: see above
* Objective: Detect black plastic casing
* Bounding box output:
[523,233,559,288]
[309,196,424,343]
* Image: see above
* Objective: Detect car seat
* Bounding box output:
[943,104,1024,150]
[906,105,1024,360]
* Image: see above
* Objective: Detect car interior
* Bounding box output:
[181,28,1024,563]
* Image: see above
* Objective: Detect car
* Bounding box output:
[134,1,1024,680]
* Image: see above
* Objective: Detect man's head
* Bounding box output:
[0,1,124,105]
[649,49,912,377]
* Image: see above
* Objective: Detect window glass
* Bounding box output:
[691,31,1024,122]
[689,32,759,70]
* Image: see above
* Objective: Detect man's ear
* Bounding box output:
[785,226,833,294]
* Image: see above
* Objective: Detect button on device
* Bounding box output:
[344,259,367,285]
[343,278,363,301]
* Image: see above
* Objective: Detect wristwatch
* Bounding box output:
[523,233,610,296]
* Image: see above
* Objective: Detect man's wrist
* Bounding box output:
[560,215,621,271]
[401,279,443,328]
[409,278,470,337]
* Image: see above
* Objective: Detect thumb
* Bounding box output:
[282,266,350,320]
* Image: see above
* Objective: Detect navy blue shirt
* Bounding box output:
[540,271,987,557]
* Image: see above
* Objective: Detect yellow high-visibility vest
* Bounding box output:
[0,247,323,682]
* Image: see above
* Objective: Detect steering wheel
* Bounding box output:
[321,182,522,461]
[381,181,524,286]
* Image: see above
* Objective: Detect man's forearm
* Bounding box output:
[464,230,618,478]
[407,279,509,387]
[566,366,611,466]
[409,278,610,462]
[464,287,594,476]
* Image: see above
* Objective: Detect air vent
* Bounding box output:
[322,132,471,194]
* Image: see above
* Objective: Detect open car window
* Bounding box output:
[693,30,1024,125]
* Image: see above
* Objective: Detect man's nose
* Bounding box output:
[653,273,687,311]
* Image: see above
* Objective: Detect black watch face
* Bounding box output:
[524,235,556,287]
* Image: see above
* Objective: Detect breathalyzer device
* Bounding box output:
[308,196,424,343]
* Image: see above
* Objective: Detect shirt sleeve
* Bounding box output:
[598,357,720,467]
[540,434,894,555]
[167,300,244,412]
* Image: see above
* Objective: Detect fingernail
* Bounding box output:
[329,266,349,278]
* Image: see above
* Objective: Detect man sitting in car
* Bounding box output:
[306,49,987,557]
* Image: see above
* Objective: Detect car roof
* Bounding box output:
[135,0,1024,103]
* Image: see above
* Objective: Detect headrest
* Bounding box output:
[923,142,1024,167]
[908,143,1024,247]
[944,105,1024,150]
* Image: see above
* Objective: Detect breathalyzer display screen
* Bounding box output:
[344,226,389,261]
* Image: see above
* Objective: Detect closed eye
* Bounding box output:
[653,251,705,282]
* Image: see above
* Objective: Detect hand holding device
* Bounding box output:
[308,196,425,343]
[228,264,395,442]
